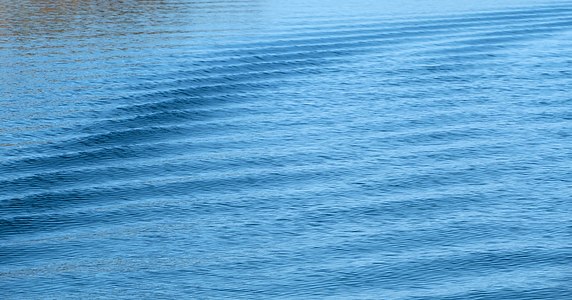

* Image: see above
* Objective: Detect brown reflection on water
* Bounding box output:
[1,0,263,39]
[2,0,179,39]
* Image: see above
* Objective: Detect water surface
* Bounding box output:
[1,0,572,299]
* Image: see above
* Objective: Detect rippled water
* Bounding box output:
[2,0,572,299]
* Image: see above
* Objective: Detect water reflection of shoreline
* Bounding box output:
[1,0,262,39]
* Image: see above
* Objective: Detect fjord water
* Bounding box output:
[1,0,572,298]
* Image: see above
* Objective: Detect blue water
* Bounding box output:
[1,0,572,298]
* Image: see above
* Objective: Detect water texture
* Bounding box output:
[1,0,572,299]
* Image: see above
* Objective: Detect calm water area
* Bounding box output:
[1,0,572,298]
